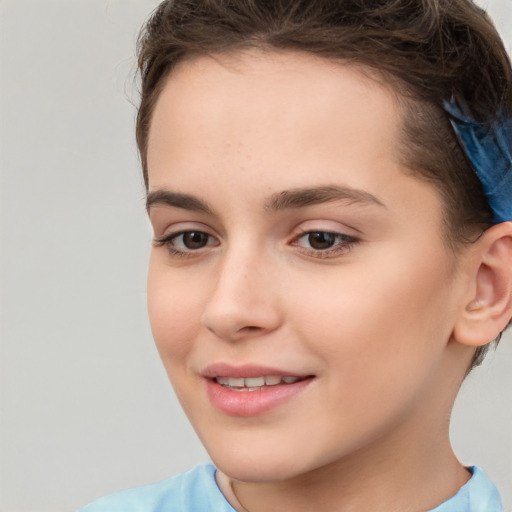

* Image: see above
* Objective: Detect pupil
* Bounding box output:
[308,232,335,249]
[183,232,208,249]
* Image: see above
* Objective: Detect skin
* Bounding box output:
[146,50,484,511]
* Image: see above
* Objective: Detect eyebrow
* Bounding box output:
[265,185,386,211]
[146,184,385,214]
[146,190,213,214]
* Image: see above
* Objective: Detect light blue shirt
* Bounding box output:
[78,464,502,512]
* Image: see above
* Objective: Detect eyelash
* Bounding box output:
[153,231,218,258]
[153,229,359,259]
[292,230,359,258]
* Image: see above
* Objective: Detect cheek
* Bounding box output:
[284,262,456,448]
[147,258,204,364]
[288,246,456,382]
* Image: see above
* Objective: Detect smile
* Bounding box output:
[214,375,303,390]
[204,366,314,416]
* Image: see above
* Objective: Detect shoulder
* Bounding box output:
[78,464,236,512]
[430,466,502,512]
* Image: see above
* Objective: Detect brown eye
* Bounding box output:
[154,229,219,256]
[294,230,359,258]
[180,231,210,249]
[307,232,336,250]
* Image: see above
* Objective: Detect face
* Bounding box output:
[146,51,469,483]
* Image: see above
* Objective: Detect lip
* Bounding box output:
[201,362,308,379]
[202,363,314,417]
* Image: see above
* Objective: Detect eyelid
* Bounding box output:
[289,222,361,259]
[292,219,360,236]
[152,221,216,239]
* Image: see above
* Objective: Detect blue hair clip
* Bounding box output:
[443,98,512,224]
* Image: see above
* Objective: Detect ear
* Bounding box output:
[453,222,512,347]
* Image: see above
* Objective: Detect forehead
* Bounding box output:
[147,50,404,186]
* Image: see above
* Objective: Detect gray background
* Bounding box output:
[0,1,511,511]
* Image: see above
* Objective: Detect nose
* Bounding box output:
[201,248,283,342]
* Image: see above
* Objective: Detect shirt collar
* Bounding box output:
[429,466,502,512]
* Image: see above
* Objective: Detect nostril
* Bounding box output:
[239,326,261,333]
[204,322,262,339]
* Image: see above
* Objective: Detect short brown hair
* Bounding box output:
[136,0,512,368]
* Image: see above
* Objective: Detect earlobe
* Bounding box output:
[453,222,512,347]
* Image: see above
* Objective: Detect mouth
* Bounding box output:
[202,365,315,416]
[213,375,307,391]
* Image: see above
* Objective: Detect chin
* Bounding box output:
[214,456,305,484]
[202,433,334,484]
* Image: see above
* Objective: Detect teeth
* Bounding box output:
[245,377,265,387]
[228,377,244,387]
[214,375,302,388]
